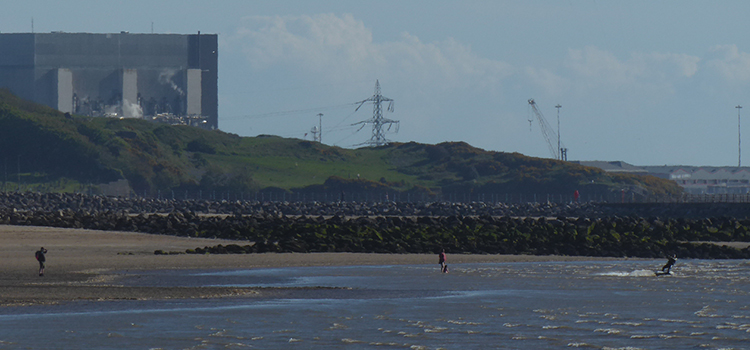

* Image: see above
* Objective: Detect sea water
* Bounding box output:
[1,260,750,349]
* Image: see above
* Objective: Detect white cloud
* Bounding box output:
[524,66,568,96]
[564,46,700,90]
[227,13,513,89]
[708,44,750,81]
[229,13,374,70]
[643,52,700,78]
[566,46,641,84]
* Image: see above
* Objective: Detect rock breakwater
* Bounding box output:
[4,192,750,219]
[1,192,750,258]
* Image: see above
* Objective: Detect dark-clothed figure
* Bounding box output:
[662,255,676,274]
[35,247,47,276]
[438,249,447,273]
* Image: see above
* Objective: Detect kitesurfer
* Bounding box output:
[662,255,676,274]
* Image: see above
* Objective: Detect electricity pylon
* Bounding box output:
[352,80,398,146]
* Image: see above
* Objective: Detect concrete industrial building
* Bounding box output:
[576,161,750,194]
[0,32,218,129]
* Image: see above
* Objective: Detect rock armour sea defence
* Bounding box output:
[1,192,750,258]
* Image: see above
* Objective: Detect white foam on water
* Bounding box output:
[715,322,750,331]
[595,269,656,277]
[593,328,622,334]
[695,305,722,318]
[397,331,420,338]
[629,334,656,339]
[580,312,604,317]
[567,342,597,348]
[328,323,347,330]
[423,327,447,333]
[340,338,365,344]
[575,319,601,324]
[446,319,482,325]
[533,308,554,314]
[657,318,701,324]
[368,342,399,346]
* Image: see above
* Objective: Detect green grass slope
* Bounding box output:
[0,89,681,197]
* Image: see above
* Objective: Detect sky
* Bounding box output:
[3,0,750,166]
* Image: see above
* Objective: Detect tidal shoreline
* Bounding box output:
[0,225,622,307]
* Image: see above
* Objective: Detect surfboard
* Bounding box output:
[654,271,671,276]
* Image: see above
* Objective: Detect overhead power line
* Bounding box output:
[351,80,399,147]
[223,103,358,121]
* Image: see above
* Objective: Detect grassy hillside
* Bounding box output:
[0,89,681,197]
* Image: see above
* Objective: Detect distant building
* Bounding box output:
[576,161,750,194]
[0,32,218,129]
[641,166,750,195]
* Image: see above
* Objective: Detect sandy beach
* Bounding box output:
[0,225,616,306]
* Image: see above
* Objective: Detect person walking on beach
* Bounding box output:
[662,255,676,274]
[35,247,47,276]
[438,249,447,273]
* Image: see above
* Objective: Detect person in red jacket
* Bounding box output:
[438,249,447,273]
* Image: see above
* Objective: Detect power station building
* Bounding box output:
[0,32,218,129]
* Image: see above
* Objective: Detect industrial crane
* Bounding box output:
[527,98,567,161]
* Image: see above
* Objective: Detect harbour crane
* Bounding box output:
[527,98,567,161]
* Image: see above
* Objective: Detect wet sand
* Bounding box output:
[0,225,616,306]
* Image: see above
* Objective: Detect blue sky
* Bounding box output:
[4,1,750,166]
